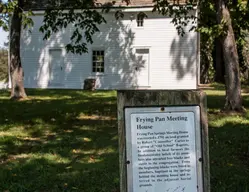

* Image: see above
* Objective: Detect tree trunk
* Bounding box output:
[216,0,243,111]
[9,0,27,99]
[200,56,210,84]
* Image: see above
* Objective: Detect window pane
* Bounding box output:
[136,49,149,54]
[137,12,146,27]
[137,20,143,27]
[92,50,104,73]
[98,56,104,62]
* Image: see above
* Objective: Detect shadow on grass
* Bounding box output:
[207,93,249,111]
[0,89,10,97]
[0,153,119,192]
[207,95,226,110]
[0,90,117,130]
[1,88,249,191]
[206,89,249,191]
[209,121,249,192]
[211,83,226,90]
[0,89,119,192]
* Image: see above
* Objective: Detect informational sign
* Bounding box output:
[125,106,203,192]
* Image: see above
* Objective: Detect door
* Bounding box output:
[135,48,149,86]
[49,49,65,87]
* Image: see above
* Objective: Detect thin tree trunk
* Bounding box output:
[216,0,243,111]
[200,56,210,84]
[9,0,27,99]
[214,39,225,83]
[200,35,210,84]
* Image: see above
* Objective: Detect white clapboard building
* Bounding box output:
[18,0,199,90]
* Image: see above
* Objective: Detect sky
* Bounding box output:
[0,28,8,47]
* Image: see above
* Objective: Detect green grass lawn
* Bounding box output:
[206,88,249,192]
[0,88,249,192]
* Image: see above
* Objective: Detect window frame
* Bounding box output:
[136,12,147,27]
[92,49,105,74]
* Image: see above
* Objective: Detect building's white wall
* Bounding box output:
[20,10,198,90]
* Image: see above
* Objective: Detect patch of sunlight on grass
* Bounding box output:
[97,148,116,155]
[25,153,70,164]
[205,89,225,94]
[111,135,118,141]
[12,139,23,146]
[41,153,71,164]
[0,126,29,137]
[86,91,116,97]
[208,108,220,113]
[205,89,249,97]
[78,113,116,120]
[83,137,92,142]
[0,96,8,100]
[81,155,103,164]
[71,146,116,157]
[79,149,116,163]
[209,115,249,128]
[78,125,98,131]
[25,96,73,101]
[71,149,96,155]
[6,153,71,166]
[242,90,249,95]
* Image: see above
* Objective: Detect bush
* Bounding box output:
[0,48,8,82]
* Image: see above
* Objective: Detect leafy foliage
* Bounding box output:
[39,0,118,54]
[229,1,249,82]
[0,48,8,81]
[0,0,10,31]
[153,0,198,35]
[0,0,34,32]
[198,1,218,83]
[39,0,200,54]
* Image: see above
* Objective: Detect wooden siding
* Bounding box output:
[20,10,198,90]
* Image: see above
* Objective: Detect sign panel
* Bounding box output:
[125,106,203,192]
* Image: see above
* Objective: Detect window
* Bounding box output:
[137,12,147,27]
[136,48,150,54]
[92,50,104,73]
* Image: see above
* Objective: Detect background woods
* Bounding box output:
[0,47,8,82]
